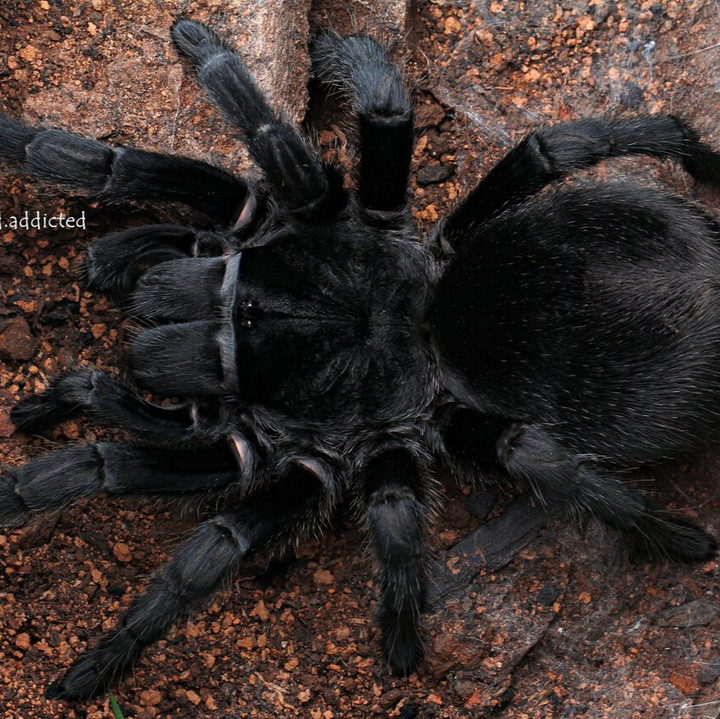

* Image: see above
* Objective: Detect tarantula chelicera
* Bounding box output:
[1,18,719,701]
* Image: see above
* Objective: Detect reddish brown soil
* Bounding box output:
[1,1,720,717]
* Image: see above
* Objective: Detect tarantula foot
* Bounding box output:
[10,371,93,434]
[170,18,219,66]
[629,517,718,562]
[45,661,105,702]
[10,393,58,435]
[45,632,135,701]
[380,611,425,677]
[0,470,30,527]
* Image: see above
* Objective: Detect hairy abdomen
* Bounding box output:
[430,183,720,464]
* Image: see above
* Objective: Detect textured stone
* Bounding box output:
[653,600,720,627]
[417,164,454,185]
[0,317,35,361]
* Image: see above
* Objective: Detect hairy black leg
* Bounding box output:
[10,370,200,440]
[0,442,240,528]
[363,447,429,675]
[311,33,413,215]
[46,459,335,700]
[0,113,247,223]
[84,224,227,304]
[171,20,344,220]
[496,423,718,561]
[438,406,717,561]
[440,116,720,249]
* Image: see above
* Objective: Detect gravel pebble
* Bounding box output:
[0,317,35,361]
[112,542,133,563]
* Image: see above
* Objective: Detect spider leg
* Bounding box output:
[498,423,718,561]
[363,447,429,675]
[10,369,201,440]
[171,20,344,220]
[439,407,718,561]
[85,225,227,307]
[0,441,240,528]
[311,33,413,216]
[0,112,247,224]
[440,116,720,249]
[44,459,336,700]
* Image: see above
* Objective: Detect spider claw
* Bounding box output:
[229,430,257,476]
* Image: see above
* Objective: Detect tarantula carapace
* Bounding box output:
[1,18,719,701]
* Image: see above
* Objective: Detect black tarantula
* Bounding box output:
[1,17,719,702]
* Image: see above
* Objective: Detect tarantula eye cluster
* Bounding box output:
[1,16,718,703]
